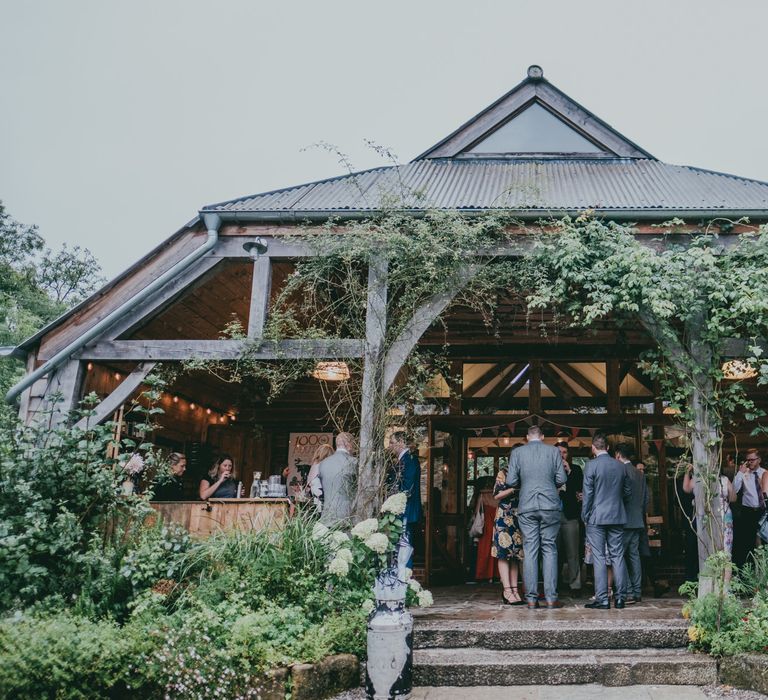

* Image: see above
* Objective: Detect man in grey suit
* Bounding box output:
[582,434,632,609]
[615,443,648,605]
[506,425,567,609]
[318,432,357,527]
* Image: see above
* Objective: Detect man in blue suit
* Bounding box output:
[582,434,632,609]
[388,432,422,567]
[506,425,567,609]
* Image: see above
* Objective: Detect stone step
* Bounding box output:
[414,620,688,650]
[413,647,717,687]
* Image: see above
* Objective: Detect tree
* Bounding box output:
[523,214,768,569]
[0,201,105,410]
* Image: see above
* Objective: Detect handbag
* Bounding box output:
[469,505,484,538]
[758,511,768,544]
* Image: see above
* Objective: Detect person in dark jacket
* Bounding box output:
[582,434,632,609]
[556,441,583,594]
[387,432,422,566]
[152,452,187,501]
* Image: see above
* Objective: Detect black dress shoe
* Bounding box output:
[614,598,626,609]
[632,596,642,604]
[584,600,610,609]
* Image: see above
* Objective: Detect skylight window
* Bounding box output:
[467,103,603,155]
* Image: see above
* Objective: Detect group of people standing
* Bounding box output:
[475,425,648,610]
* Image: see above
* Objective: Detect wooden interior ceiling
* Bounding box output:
[420,293,654,350]
[127,260,253,340]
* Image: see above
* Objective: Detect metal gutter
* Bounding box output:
[207,209,768,224]
[5,214,221,405]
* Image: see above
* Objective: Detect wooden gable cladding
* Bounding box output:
[127,259,253,341]
[35,228,210,362]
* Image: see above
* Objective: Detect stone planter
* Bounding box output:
[290,654,360,700]
[720,653,768,695]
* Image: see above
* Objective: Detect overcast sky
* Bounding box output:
[2,0,767,278]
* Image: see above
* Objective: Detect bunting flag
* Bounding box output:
[491,426,499,436]
[653,439,664,452]
[507,421,517,432]
[587,428,597,437]
[474,428,483,437]
[571,427,581,439]
[524,416,535,426]
[493,439,500,447]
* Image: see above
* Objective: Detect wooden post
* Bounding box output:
[448,360,463,414]
[606,359,621,416]
[529,360,542,416]
[355,259,388,519]
[425,418,433,587]
[247,256,272,338]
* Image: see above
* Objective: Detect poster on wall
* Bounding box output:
[286,432,334,496]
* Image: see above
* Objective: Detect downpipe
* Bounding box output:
[5,213,221,405]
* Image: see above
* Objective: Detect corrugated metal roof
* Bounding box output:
[203,159,768,214]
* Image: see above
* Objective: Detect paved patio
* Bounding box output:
[412,583,686,626]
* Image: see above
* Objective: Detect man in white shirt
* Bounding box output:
[732,448,766,568]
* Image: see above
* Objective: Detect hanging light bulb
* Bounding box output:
[87,362,94,371]
[114,372,121,381]
[190,402,196,410]
[206,407,212,415]
[173,395,179,403]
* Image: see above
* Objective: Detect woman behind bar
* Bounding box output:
[152,452,187,501]
[199,455,239,500]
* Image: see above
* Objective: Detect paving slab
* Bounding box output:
[409,685,711,699]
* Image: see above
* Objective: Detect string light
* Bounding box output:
[206,407,212,415]
[86,362,94,371]
[172,395,179,403]
[219,415,225,423]
[230,414,236,422]
[189,402,196,410]
[114,372,121,381]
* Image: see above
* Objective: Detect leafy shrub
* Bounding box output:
[0,612,160,699]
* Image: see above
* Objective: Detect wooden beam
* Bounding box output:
[73,362,157,430]
[606,359,621,416]
[247,256,272,338]
[383,265,479,392]
[540,363,578,401]
[529,360,542,415]
[553,362,603,397]
[356,259,388,518]
[626,364,655,393]
[463,363,504,396]
[487,363,527,399]
[448,360,463,414]
[78,339,364,361]
[496,363,530,398]
[439,344,655,361]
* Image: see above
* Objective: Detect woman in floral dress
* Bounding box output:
[493,459,524,605]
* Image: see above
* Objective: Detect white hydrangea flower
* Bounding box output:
[403,567,413,581]
[351,518,379,539]
[312,522,330,541]
[335,547,353,564]
[417,590,433,607]
[381,492,407,515]
[408,578,422,593]
[361,599,375,615]
[330,531,350,549]
[363,532,390,554]
[328,556,350,577]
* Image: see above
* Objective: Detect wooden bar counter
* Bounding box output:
[150,498,290,537]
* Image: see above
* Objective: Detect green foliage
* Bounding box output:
[0,201,104,411]
[0,612,158,699]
